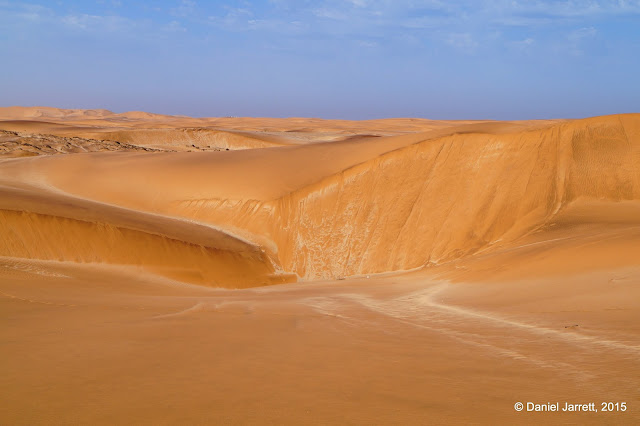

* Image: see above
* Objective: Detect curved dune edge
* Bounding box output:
[0,113,638,286]
[0,209,295,288]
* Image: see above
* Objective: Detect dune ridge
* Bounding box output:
[0,209,286,287]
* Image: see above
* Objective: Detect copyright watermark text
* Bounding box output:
[514,402,627,413]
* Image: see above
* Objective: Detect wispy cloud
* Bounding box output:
[445,32,479,52]
[488,0,640,26]
[356,39,378,48]
[164,20,187,33]
[170,0,196,18]
[0,2,53,23]
[208,7,253,29]
[312,7,347,20]
[348,0,369,7]
[568,26,598,41]
[61,13,131,32]
[566,26,598,55]
[199,0,640,51]
[510,37,535,47]
[507,37,536,55]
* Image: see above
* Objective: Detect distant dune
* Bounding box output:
[1,107,639,424]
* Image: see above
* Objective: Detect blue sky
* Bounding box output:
[1,0,639,119]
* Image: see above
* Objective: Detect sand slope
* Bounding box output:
[276,114,640,278]
[1,255,639,424]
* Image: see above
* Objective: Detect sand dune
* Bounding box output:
[1,107,639,424]
[275,114,640,278]
[0,106,167,121]
[2,112,636,283]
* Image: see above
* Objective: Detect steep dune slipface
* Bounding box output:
[273,114,640,279]
[0,210,281,288]
[0,182,290,288]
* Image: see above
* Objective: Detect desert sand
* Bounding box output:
[1,106,639,424]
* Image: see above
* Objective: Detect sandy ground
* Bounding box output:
[1,107,639,424]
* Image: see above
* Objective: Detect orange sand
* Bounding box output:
[1,107,638,424]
